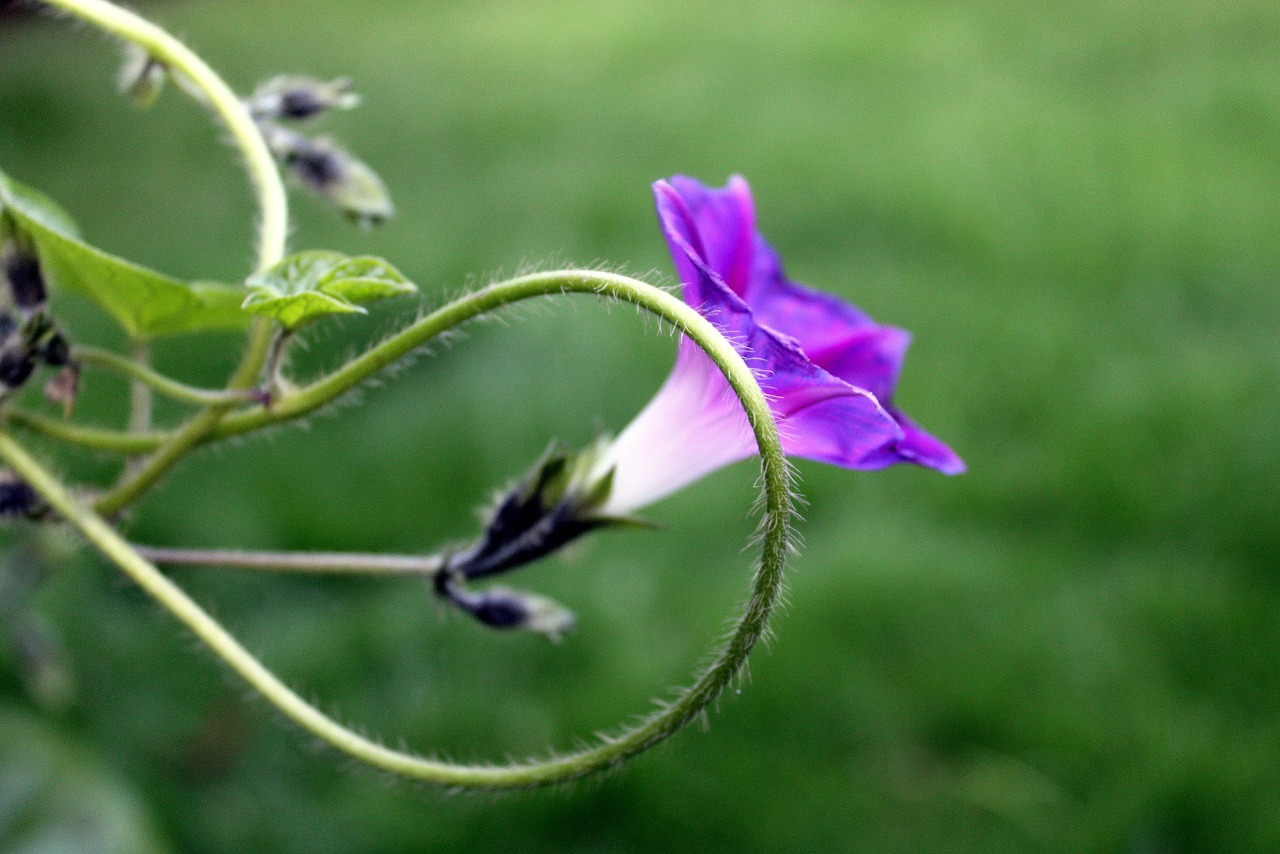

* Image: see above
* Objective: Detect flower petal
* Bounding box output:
[599,339,758,515]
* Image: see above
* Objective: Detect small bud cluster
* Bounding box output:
[0,226,77,410]
[249,76,392,227]
[432,444,643,640]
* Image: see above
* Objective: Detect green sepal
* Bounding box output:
[0,169,251,341]
[241,250,416,330]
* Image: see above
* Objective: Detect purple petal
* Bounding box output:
[858,407,968,475]
[801,324,909,406]
[615,174,963,511]
[664,175,757,298]
[598,339,758,514]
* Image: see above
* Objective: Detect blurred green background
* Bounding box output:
[1,0,1279,851]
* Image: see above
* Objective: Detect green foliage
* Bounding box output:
[0,170,248,341]
[1,0,1278,852]
[241,251,414,329]
[0,707,170,854]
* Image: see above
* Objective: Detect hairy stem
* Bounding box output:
[39,0,285,514]
[135,545,445,576]
[76,346,262,408]
[39,0,288,270]
[1,274,794,789]
[6,408,161,455]
[125,341,152,435]
[94,319,274,517]
[119,340,152,481]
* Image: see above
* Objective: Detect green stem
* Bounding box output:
[94,319,274,517]
[38,0,285,513]
[76,345,262,408]
[6,408,162,455]
[125,341,152,435]
[39,0,288,270]
[120,340,153,481]
[135,545,445,576]
[0,275,794,789]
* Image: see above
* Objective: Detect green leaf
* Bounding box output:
[0,169,252,341]
[0,707,172,854]
[242,250,416,330]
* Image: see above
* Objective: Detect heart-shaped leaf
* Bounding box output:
[0,169,251,341]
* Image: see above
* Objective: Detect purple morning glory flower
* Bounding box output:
[598,175,963,514]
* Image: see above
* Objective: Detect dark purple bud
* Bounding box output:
[436,573,575,641]
[38,331,69,367]
[469,592,529,630]
[287,142,345,189]
[3,245,45,312]
[279,88,326,121]
[260,123,393,226]
[0,350,35,389]
[0,477,38,517]
[247,75,359,122]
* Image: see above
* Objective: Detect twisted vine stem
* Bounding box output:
[0,273,794,789]
[15,0,796,789]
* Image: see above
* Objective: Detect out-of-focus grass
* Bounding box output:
[1,1,1278,851]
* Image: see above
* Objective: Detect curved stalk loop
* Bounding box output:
[0,273,793,789]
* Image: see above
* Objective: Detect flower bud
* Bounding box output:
[247,75,359,122]
[262,124,394,226]
[437,575,576,642]
[451,443,638,583]
[0,347,35,391]
[0,474,39,517]
[2,239,46,314]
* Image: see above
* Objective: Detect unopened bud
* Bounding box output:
[0,475,39,517]
[0,349,35,390]
[38,331,69,368]
[2,241,46,314]
[440,577,576,642]
[262,124,394,226]
[247,75,359,122]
